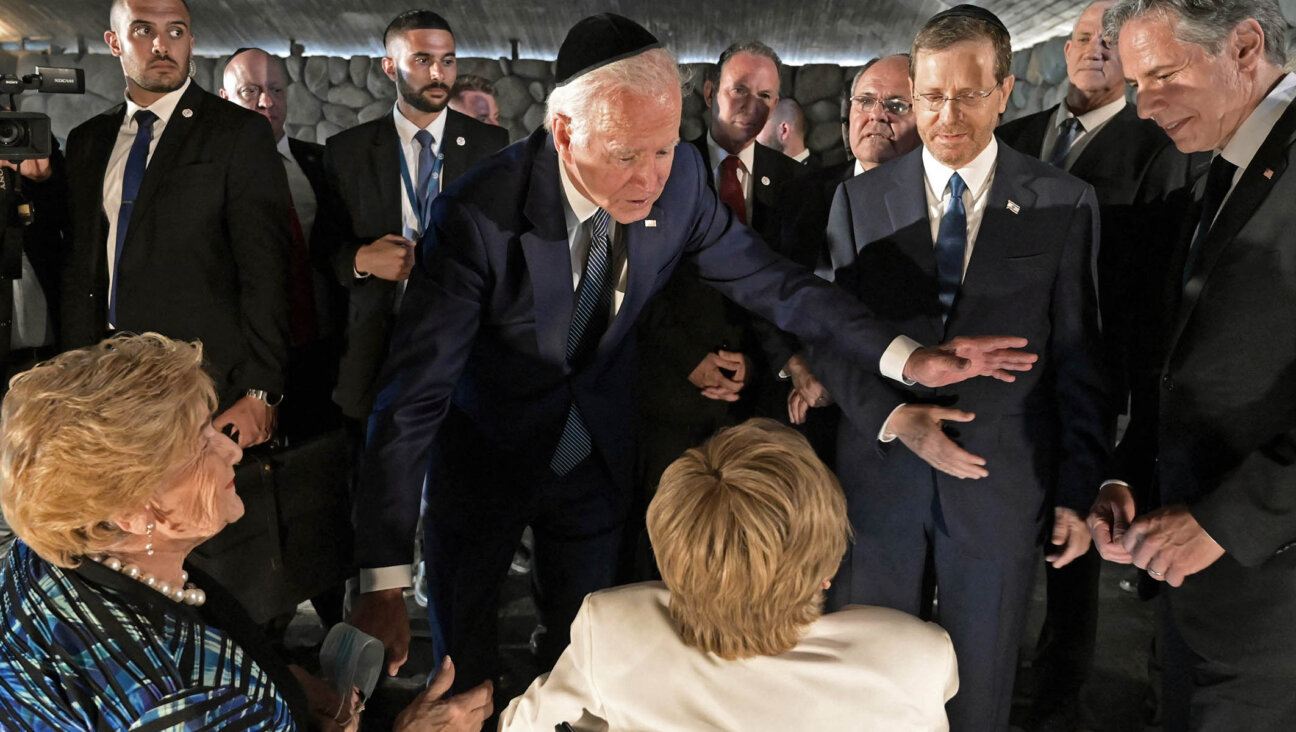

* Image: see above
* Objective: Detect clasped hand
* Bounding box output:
[688,350,748,402]
[1086,482,1225,586]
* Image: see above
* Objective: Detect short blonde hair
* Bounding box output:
[0,333,217,567]
[647,418,851,660]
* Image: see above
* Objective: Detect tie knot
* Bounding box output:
[1060,116,1083,134]
[720,155,745,174]
[134,109,158,129]
[414,129,434,150]
[1208,155,1238,183]
[947,172,967,199]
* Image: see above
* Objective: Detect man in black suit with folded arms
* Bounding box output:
[61,0,290,447]
[995,3,1203,725]
[316,10,508,425]
[811,7,1110,729]
[1090,0,1296,727]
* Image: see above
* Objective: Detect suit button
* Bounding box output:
[1161,375,1175,391]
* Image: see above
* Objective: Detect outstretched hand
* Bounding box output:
[903,336,1037,387]
[887,404,987,479]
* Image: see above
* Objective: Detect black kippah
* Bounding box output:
[925,3,1010,38]
[555,13,662,87]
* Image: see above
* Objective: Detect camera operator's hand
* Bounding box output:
[0,157,53,183]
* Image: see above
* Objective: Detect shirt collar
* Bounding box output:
[854,159,867,177]
[124,77,190,127]
[558,153,601,226]
[706,129,756,173]
[1218,72,1296,171]
[1058,94,1126,133]
[275,133,292,159]
[922,135,998,199]
[392,102,450,149]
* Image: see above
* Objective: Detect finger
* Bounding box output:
[981,348,1040,367]
[700,387,741,402]
[456,678,493,710]
[931,408,976,423]
[426,656,455,698]
[986,369,1019,382]
[954,336,1030,352]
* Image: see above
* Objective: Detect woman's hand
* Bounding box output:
[395,656,494,732]
[289,664,361,732]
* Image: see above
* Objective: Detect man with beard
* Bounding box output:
[61,0,290,447]
[316,10,508,425]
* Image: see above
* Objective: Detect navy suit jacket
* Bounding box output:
[354,130,902,569]
[811,144,1109,543]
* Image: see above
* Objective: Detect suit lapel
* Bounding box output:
[519,134,576,369]
[1067,105,1132,180]
[440,109,470,183]
[879,153,944,333]
[597,201,664,361]
[371,114,404,234]
[689,135,715,189]
[128,83,204,230]
[1168,97,1296,353]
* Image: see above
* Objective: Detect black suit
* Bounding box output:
[632,137,802,510]
[61,83,292,407]
[996,102,1204,711]
[814,144,1109,731]
[317,108,508,420]
[1114,93,1296,729]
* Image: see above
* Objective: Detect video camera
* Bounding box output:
[0,66,84,161]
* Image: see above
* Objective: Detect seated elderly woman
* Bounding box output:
[500,418,959,731]
[0,333,490,731]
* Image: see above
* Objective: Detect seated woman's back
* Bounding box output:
[502,582,957,731]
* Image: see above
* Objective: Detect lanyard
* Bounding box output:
[398,141,445,236]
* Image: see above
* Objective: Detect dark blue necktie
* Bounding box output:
[1182,155,1238,288]
[110,108,158,326]
[1047,116,1083,168]
[550,208,615,476]
[414,129,437,229]
[934,172,967,323]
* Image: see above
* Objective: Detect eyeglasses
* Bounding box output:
[915,84,1002,112]
[849,95,912,116]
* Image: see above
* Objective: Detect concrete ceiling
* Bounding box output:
[0,0,1093,64]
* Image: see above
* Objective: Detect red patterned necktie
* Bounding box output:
[286,200,318,346]
[718,155,748,225]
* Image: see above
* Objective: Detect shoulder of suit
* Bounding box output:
[996,105,1056,147]
[582,582,672,623]
[324,115,393,150]
[753,141,803,181]
[822,605,954,655]
[288,136,325,157]
[444,108,510,148]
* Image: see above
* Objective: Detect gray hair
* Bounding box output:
[1104,0,1288,66]
[544,48,688,147]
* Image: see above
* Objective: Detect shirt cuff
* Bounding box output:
[877,404,906,442]
[1100,479,1130,489]
[880,335,923,385]
[359,565,413,593]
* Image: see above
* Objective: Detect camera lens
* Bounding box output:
[0,120,24,147]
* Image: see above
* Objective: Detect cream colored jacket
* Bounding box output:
[499,582,958,731]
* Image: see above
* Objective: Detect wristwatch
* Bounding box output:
[245,388,284,407]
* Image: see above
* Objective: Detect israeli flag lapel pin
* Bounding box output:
[645,219,658,228]
[1006,200,1020,214]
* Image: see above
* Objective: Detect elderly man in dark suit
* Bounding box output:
[61,0,290,447]
[1090,1,1296,728]
[811,7,1110,729]
[995,4,1203,726]
[765,53,921,460]
[316,10,509,427]
[346,13,1039,693]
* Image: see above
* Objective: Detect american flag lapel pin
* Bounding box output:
[645,219,657,228]
[1264,169,1275,179]
[1006,200,1020,214]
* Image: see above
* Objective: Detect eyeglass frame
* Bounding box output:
[914,83,1003,112]
[848,94,913,116]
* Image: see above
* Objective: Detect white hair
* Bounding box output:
[544,48,688,147]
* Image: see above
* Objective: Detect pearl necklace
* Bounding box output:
[91,555,207,607]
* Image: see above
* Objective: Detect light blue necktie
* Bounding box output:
[110,109,158,325]
[550,208,614,476]
[934,172,967,324]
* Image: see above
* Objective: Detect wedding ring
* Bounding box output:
[1148,568,1164,577]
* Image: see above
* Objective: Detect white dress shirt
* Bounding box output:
[102,78,191,323]
[792,147,811,163]
[277,134,316,243]
[879,138,999,440]
[390,103,448,239]
[705,131,756,223]
[1039,96,1126,171]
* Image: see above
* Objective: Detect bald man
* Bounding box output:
[758,97,813,165]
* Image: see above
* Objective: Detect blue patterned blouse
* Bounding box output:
[0,541,304,730]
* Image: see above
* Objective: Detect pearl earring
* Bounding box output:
[145,522,155,556]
